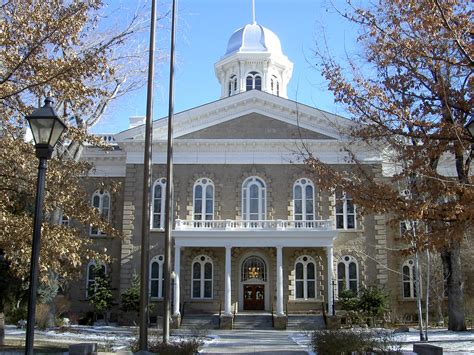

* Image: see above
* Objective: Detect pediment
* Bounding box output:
[177,113,335,140]
[115,90,351,143]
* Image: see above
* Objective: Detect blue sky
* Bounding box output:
[94,0,360,133]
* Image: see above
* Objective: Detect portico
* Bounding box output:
[171,219,336,329]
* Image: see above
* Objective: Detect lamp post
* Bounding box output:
[465,117,474,137]
[25,97,67,355]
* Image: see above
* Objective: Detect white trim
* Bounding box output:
[90,190,110,236]
[294,255,317,300]
[174,230,336,248]
[293,178,315,221]
[151,178,167,229]
[336,255,359,296]
[239,251,270,311]
[150,255,164,299]
[191,255,213,299]
[86,261,107,298]
[335,191,356,230]
[193,178,215,221]
[402,259,417,299]
[242,176,266,221]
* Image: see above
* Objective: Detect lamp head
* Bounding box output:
[26,97,67,159]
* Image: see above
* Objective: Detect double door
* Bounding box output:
[243,284,264,310]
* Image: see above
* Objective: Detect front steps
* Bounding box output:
[179,312,325,330]
[233,312,273,330]
[179,313,219,330]
[287,314,325,330]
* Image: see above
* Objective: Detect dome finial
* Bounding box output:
[252,0,256,24]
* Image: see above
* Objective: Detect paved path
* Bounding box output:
[198,329,310,354]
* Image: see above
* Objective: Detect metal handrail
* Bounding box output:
[271,304,275,328]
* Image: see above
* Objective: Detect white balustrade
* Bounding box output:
[174,219,332,231]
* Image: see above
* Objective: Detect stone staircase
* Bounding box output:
[233,312,273,330]
[286,314,326,330]
[179,313,219,330]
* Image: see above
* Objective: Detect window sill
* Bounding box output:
[150,228,165,232]
[336,228,362,233]
[150,297,163,302]
[290,298,323,302]
[190,298,214,302]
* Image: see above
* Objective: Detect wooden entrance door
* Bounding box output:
[243,285,264,310]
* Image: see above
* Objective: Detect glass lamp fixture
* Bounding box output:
[26,97,67,159]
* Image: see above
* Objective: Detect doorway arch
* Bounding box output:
[239,254,269,311]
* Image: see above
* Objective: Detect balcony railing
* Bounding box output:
[175,219,333,231]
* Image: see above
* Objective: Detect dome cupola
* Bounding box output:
[225,23,283,56]
[215,21,293,99]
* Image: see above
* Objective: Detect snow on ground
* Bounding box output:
[5,325,474,354]
[395,328,474,354]
[291,328,474,355]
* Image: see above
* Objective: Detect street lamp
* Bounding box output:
[465,117,474,137]
[25,97,67,355]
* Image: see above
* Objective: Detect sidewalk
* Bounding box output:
[196,329,309,354]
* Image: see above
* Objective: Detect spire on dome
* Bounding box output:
[252,0,256,24]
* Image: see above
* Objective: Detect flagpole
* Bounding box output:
[163,0,178,343]
[139,0,157,350]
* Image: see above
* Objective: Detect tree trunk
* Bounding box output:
[441,242,466,331]
[0,311,5,346]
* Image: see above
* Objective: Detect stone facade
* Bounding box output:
[69,18,474,328]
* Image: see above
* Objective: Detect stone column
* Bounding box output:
[327,246,334,316]
[220,246,233,329]
[276,246,284,315]
[171,245,181,328]
[224,246,232,315]
[274,246,287,329]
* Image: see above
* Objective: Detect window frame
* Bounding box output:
[294,255,317,300]
[191,255,213,299]
[241,256,267,282]
[246,71,262,91]
[242,176,266,221]
[228,75,238,96]
[90,190,110,236]
[151,178,167,230]
[337,255,359,296]
[150,255,164,299]
[402,259,417,299]
[193,178,214,221]
[293,178,315,223]
[86,261,107,298]
[335,190,356,230]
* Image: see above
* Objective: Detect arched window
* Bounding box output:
[228,75,238,96]
[402,259,417,299]
[242,177,266,221]
[86,261,107,298]
[337,255,358,295]
[152,178,166,229]
[193,178,214,221]
[293,178,315,225]
[60,211,69,226]
[192,255,213,299]
[295,256,316,299]
[150,255,164,299]
[271,75,280,96]
[90,190,110,236]
[246,71,262,91]
[242,256,266,281]
[335,190,356,229]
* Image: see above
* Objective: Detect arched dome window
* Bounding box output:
[228,75,238,96]
[271,75,280,96]
[246,71,262,91]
